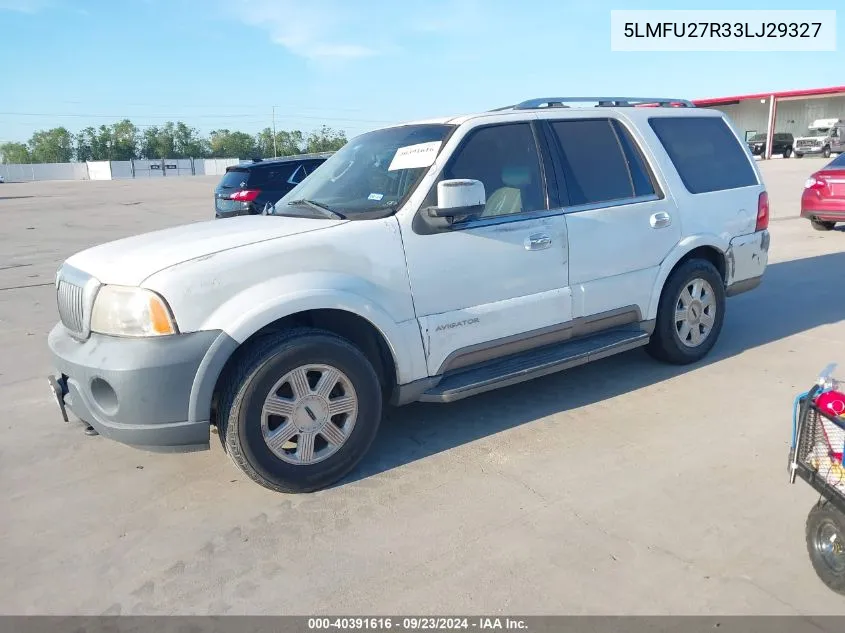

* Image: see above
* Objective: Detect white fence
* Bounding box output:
[0,162,89,182]
[0,157,242,182]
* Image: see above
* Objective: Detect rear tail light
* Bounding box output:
[804,174,825,190]
[756,191,769,231]
[230,189,261,202]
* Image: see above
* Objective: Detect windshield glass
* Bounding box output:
[274,124,454,217]
[828,153,845,169]
[808,128,831,137]
[749,134,766,142]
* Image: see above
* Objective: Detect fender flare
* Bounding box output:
[187,289,424,425]
[646,235,729,321]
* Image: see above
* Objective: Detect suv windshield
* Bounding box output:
[808,128,831,137]
[274,124,454,217]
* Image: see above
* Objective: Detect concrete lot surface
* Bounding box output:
[1,158,845,615]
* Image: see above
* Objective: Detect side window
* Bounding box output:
[611,120,656,198]
[258,165,297,186]
[550,119,644,206]
[648,116,758,194]
[831,128,840,139]
[287,164,306,185]
[444,123,545,218]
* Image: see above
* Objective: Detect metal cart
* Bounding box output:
[789,363,845,595]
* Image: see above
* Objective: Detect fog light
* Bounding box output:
[90,377,118,415]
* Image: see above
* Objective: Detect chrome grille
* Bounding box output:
[57,279,85,334]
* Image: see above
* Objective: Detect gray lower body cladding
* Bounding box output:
[48,325,237,451]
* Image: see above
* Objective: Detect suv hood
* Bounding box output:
[65,215,346,286]
[795,135,826,143]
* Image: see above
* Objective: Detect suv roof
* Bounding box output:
[230,152,334,169]
[389,96,701,129]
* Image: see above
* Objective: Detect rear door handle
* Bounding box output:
[650,212,672,229]
[524,233,552,251]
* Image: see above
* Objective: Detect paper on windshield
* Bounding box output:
[388,141,442,171]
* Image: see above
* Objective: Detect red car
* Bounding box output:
[802,153,845,231]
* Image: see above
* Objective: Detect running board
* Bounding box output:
[419,329,651,403]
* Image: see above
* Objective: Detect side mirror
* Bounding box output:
[426,179,486,220]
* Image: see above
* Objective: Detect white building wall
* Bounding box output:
[777,96,845,137]
[701,96,845,140]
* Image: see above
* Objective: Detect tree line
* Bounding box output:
[0,119,348,164]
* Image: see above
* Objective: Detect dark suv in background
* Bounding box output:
[214,153,332,218]
[747,132,795,158]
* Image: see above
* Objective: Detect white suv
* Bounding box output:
[47,97,770,493]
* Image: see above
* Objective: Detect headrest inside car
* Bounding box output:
[502,165,531,188]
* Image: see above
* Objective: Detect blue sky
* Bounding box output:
[0,0,841,143]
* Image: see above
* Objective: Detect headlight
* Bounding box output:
[90,285,178,337]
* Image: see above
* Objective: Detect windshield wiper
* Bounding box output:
[286,199,346,220]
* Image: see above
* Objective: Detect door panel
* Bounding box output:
[405,215,571,374]
[398,121,571,377]
[565,199,678,318]
[544,116,681,320]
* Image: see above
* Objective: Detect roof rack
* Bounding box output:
[505,97,695,110]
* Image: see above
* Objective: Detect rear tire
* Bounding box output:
[216,328,382,493]
[646,259,725,365]
[783,147,793,158]
[811,218,837,231]
[806,502,845,595]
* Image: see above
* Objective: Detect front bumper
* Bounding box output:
[48,324,222,451]
[795,145,825,155]
[725,229,769,297]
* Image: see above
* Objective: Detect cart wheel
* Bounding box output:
[806,502,845,595]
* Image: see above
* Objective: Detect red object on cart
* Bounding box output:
[818,390,845,417]
[816,390,845,462]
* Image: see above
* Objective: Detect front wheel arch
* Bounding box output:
[208,309,398,428]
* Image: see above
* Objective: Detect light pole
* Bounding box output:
[272,106,278,158]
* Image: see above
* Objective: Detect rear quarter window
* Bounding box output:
[250,164,298,187]
[649,116,758,194]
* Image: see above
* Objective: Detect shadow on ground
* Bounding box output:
[340,251,845,486]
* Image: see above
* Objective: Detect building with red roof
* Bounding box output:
[693,86,845,159]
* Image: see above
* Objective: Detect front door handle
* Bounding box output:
[525,233,552,251]
[650,212,672,229]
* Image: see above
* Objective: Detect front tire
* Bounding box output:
[217,328,382,493]
[646,259,725,365]
[823,146,832,159]
[811,218,837,231]
[806,502,845,595]
[796,153,804,159]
